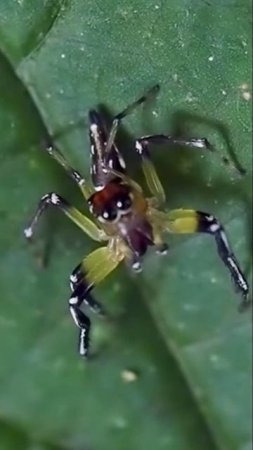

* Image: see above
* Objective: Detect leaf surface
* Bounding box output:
[0,1,251,449]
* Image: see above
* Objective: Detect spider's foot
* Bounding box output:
[238,295,251,313]
[24,226,33,240]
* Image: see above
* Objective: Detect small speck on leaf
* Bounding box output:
[121,369,139,383]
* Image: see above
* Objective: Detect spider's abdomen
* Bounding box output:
[122,218,154,256]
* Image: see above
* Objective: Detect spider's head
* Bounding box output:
[88,180,151,259]
[88,181,133,224]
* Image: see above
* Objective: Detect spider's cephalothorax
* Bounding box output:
[25,85,250,357]
[88,179,155,261]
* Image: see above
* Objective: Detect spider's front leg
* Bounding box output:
[42,138,92,199]
[24,192,105,242]
[163,208,250,310]
[104,84,160,156]
[135,134,212,206]
[68,246,123,357]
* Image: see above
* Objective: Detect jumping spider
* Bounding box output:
[24,85,249,357]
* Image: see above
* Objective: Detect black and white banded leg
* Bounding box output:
[197,212,249,310]
[69,263,105,314]
[135,134,212,154]
[88,109,128,189]
[69,295,91,357]
[104,84,160,156]
[68,247,122,357]
[166,208,249,310]
[69,279,104,357]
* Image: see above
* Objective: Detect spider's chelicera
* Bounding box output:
[24,85,250,357]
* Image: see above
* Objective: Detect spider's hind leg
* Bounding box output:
[164,208,250,310]
[68,246,123,357]
[69,263,105,315]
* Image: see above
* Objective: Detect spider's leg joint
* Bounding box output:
[135,139,147,155]
[24,226,33,239]
[190,138,211,149]
[156,242,169,255]
[46,144,54,155]
[131,259,143,273]
[69,295,79,305]
[50,192,60,205]
[90,122,99,134]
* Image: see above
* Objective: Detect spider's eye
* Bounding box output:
[101,207,118,222]
[115,194,132,211]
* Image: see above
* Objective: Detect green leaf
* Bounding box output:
[0,1,251,450]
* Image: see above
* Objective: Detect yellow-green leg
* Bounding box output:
[163,208,249,310]
[69,246,123,356]
[135,134,212,206]
[101,85,165,204]
[135,139,166,205]
[24,192,106,242]
[43,140,93,199]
